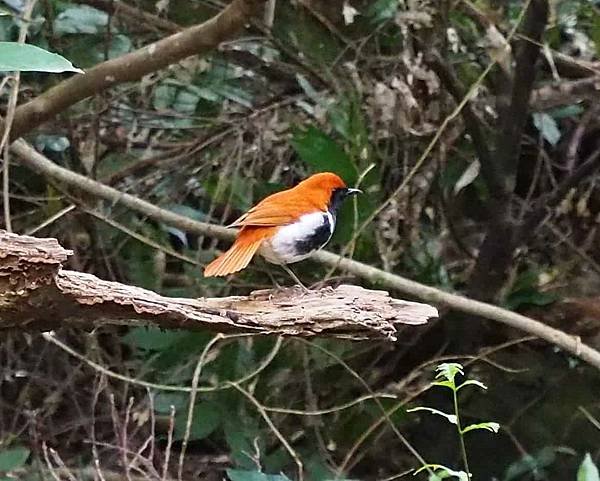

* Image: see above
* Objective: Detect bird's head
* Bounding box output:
[297,172,362,211]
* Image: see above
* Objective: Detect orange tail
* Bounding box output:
[204,227,275,277]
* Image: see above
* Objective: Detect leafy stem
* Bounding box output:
[452,380,471,476]
[408,363,500,480]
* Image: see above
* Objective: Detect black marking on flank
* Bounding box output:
[294,214,333,256]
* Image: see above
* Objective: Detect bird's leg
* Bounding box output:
[280,264,310,292]
[265,268,282,288]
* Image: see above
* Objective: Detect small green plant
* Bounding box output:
[409,363,500,480]
[577,453,599,481]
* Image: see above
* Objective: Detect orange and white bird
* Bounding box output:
[203,172,361,283]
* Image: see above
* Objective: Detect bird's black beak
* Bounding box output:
[346,188,362,196]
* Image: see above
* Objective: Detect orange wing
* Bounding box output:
[205,192,317,276]
[204,226,276,277]
[229,190,322,227]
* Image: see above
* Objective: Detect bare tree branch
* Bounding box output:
[78,0,181,33]
[519,148,600,237]
[11,139,232,240]
[530,76,600,111]
[10,138,600,371]
[0,231,434,340]
[425,51,495,191]
[4,0,266,140]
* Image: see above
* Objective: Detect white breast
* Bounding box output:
[259,212,332,265]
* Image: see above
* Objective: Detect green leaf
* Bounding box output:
[435,363,464,384]
[457,379,488,391]
[432,380,455,390]
[548,105,585,119]
[590,10,600,57]
[174,401,221,441]
[106,34,132,60]
[291,125,356,183]
[367,0,399,23]
[153,392,188,414]
[164,204,208,222]
[123,327,189,351]
[34,134,70,153]
[533,112,561,146]
[223,415,263,470]
[407,406,457,425]
[211,83,253,108]
[54,5,108,34]
[578,454,600,481]
[503,447,561,481]
[414,464,469,481]
[510,269,538,292]
[504,288,557,310]
[153,84,178,110]
[296,73,321,103]
[172,89,200,115]
[226,469,292,481]
[0,42,82,73]
[461,421,500,434]
[0,447,30,472]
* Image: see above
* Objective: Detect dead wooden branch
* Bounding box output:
[0,231,436,340]
[530,76,600,111]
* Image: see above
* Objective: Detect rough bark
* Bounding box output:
[0,231,436,340]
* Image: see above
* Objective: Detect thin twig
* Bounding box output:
[1,0,37,231]
[82,205,202,266]
[42,332,283,393]
[340,336,536,473]
[162,406,176,481]
[330,0,534,273]
[521,148,600,237]
[228,381,304,481]
[177,334,225,481]
[296,339,433,477]
[578,406,600,432]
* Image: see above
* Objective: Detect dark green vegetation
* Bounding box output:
[1,0,600,479]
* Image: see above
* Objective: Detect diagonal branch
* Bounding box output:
[10,138,600,371]
[530,76,600,111]
[519,148,600,236]
[0,230,434,340]
[425,51,495,189]
[78,0,181,33]
[11,139,232,239]
[4,0,266,140]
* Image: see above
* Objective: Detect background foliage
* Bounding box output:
[1,0,600,480]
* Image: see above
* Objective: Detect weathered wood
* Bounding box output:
[0,231,437,340]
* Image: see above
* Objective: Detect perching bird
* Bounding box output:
[204,172,361,285]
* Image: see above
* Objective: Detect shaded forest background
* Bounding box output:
[1,0,600,479]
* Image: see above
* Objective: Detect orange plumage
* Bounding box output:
[204,172,357,277]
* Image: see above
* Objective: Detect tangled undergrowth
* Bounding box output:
[1,0,600,479]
